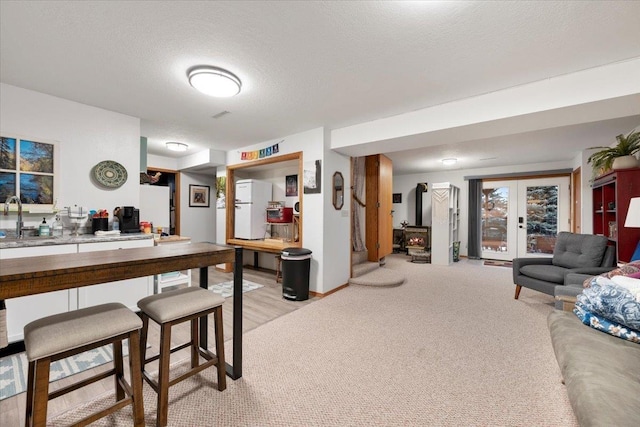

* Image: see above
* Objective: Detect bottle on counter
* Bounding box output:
[52,215,63,237]
[39,218,50,237]
[112,215,120,231]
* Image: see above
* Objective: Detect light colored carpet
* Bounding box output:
[208,279,263,298]
[50,254,577,426]
[348,265,405,286]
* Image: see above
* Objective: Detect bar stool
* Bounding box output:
[23,303,144,427]
[275,255,283,283]
[137,287,226,427]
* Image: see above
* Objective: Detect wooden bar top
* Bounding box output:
[0,242,235,299]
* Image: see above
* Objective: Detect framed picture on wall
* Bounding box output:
[286,174,298,197]
[189,184,210,207]
[393,193,402,203]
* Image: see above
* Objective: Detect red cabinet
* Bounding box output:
[592,168,640,263]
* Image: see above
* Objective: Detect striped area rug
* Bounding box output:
[483,259,513,268]
[0,343,133,401]
[208,280,263,298]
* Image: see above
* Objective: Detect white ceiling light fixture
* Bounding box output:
[166,142,188,152]
[187,66,242,97]
[442,158,457,166]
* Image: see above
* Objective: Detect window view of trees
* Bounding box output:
[482,187,508,252]
[0,136,55,204]
[526,185,558,254]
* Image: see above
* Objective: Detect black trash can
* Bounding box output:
[281,247,312,301]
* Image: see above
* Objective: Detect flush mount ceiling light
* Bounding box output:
[166,142,188,152]
[442,158,457,166]
[187,66,242,97]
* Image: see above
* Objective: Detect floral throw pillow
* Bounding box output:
[583,260,640,288]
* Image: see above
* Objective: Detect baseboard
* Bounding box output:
[310,282,349,298]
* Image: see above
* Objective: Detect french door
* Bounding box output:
[481,177,570,261]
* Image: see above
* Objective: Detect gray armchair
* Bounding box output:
[513,232,616,299]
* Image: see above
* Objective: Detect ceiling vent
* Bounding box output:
[211,111,231,119]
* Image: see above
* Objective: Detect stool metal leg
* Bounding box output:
[25,361,36,427]
[191,318,199,369]
[214,307,226,391]
[139,314,150,371]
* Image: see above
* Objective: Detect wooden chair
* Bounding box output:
[275,254,283,283]
[138,287,226,427]
[23,303,144,427]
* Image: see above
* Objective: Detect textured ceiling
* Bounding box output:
[1,1,639,174]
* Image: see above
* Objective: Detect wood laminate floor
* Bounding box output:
[0,265,318,426]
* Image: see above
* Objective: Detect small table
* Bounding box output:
[555,295,577,312]
[411,250,431,263]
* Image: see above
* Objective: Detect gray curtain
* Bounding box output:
[352,157,366,252]
[468,179,482,259]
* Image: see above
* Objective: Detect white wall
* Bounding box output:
[180,172,216,243]
[322,128,351,291]
[147,153,179,171]
[0,83,141,231]
[393,159,573,257]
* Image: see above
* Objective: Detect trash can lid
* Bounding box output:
[282,247,312,256]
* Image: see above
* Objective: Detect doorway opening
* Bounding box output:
[146,168,180,235]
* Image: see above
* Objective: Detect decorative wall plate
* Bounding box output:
[93,160,128,188]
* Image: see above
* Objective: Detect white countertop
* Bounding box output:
[0,232,154,249]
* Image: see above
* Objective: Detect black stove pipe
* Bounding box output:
[415,183,428,226]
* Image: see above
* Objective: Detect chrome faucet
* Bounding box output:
[4,195,24,239]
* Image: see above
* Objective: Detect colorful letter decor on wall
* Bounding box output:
[241,142,280,161]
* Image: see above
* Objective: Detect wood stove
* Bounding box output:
[404,226,431,255]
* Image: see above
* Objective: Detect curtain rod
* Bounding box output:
[464,168,572,181]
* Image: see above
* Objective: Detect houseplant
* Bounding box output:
[588,129,640,178]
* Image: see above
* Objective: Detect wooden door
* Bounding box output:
[365,154,393,261]
[572,167,581,233]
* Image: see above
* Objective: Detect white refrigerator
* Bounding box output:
[235,179,272,239]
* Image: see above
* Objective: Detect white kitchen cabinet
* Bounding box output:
[431,182,460,265]
[77,239,154,310]
[0,244,78,343]
[153,236,191,293]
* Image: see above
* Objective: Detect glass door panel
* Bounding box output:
[481,181,517,261]
[517,177,570,257]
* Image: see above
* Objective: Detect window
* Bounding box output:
[0,136,56,205]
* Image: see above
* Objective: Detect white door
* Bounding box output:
[481,177,570,261]
[517,177,570,258]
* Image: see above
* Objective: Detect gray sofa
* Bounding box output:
[548,310,640,426]
[513,232,616,299]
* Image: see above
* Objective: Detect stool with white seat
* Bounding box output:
[23,302,144,427]
[137,286,226,427]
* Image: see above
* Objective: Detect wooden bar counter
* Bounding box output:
[0,242,244,379]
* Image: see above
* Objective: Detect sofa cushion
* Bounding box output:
[548,311,640,427]
[552,232,608,269]
[520,264,567,284]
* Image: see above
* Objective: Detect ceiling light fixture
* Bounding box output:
[166,142,188,152]
[442,158,457,166]
[187,66,242,97]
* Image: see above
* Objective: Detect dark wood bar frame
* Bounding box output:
[0,242,244,380]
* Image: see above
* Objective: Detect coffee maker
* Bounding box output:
[117,206,140,233]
